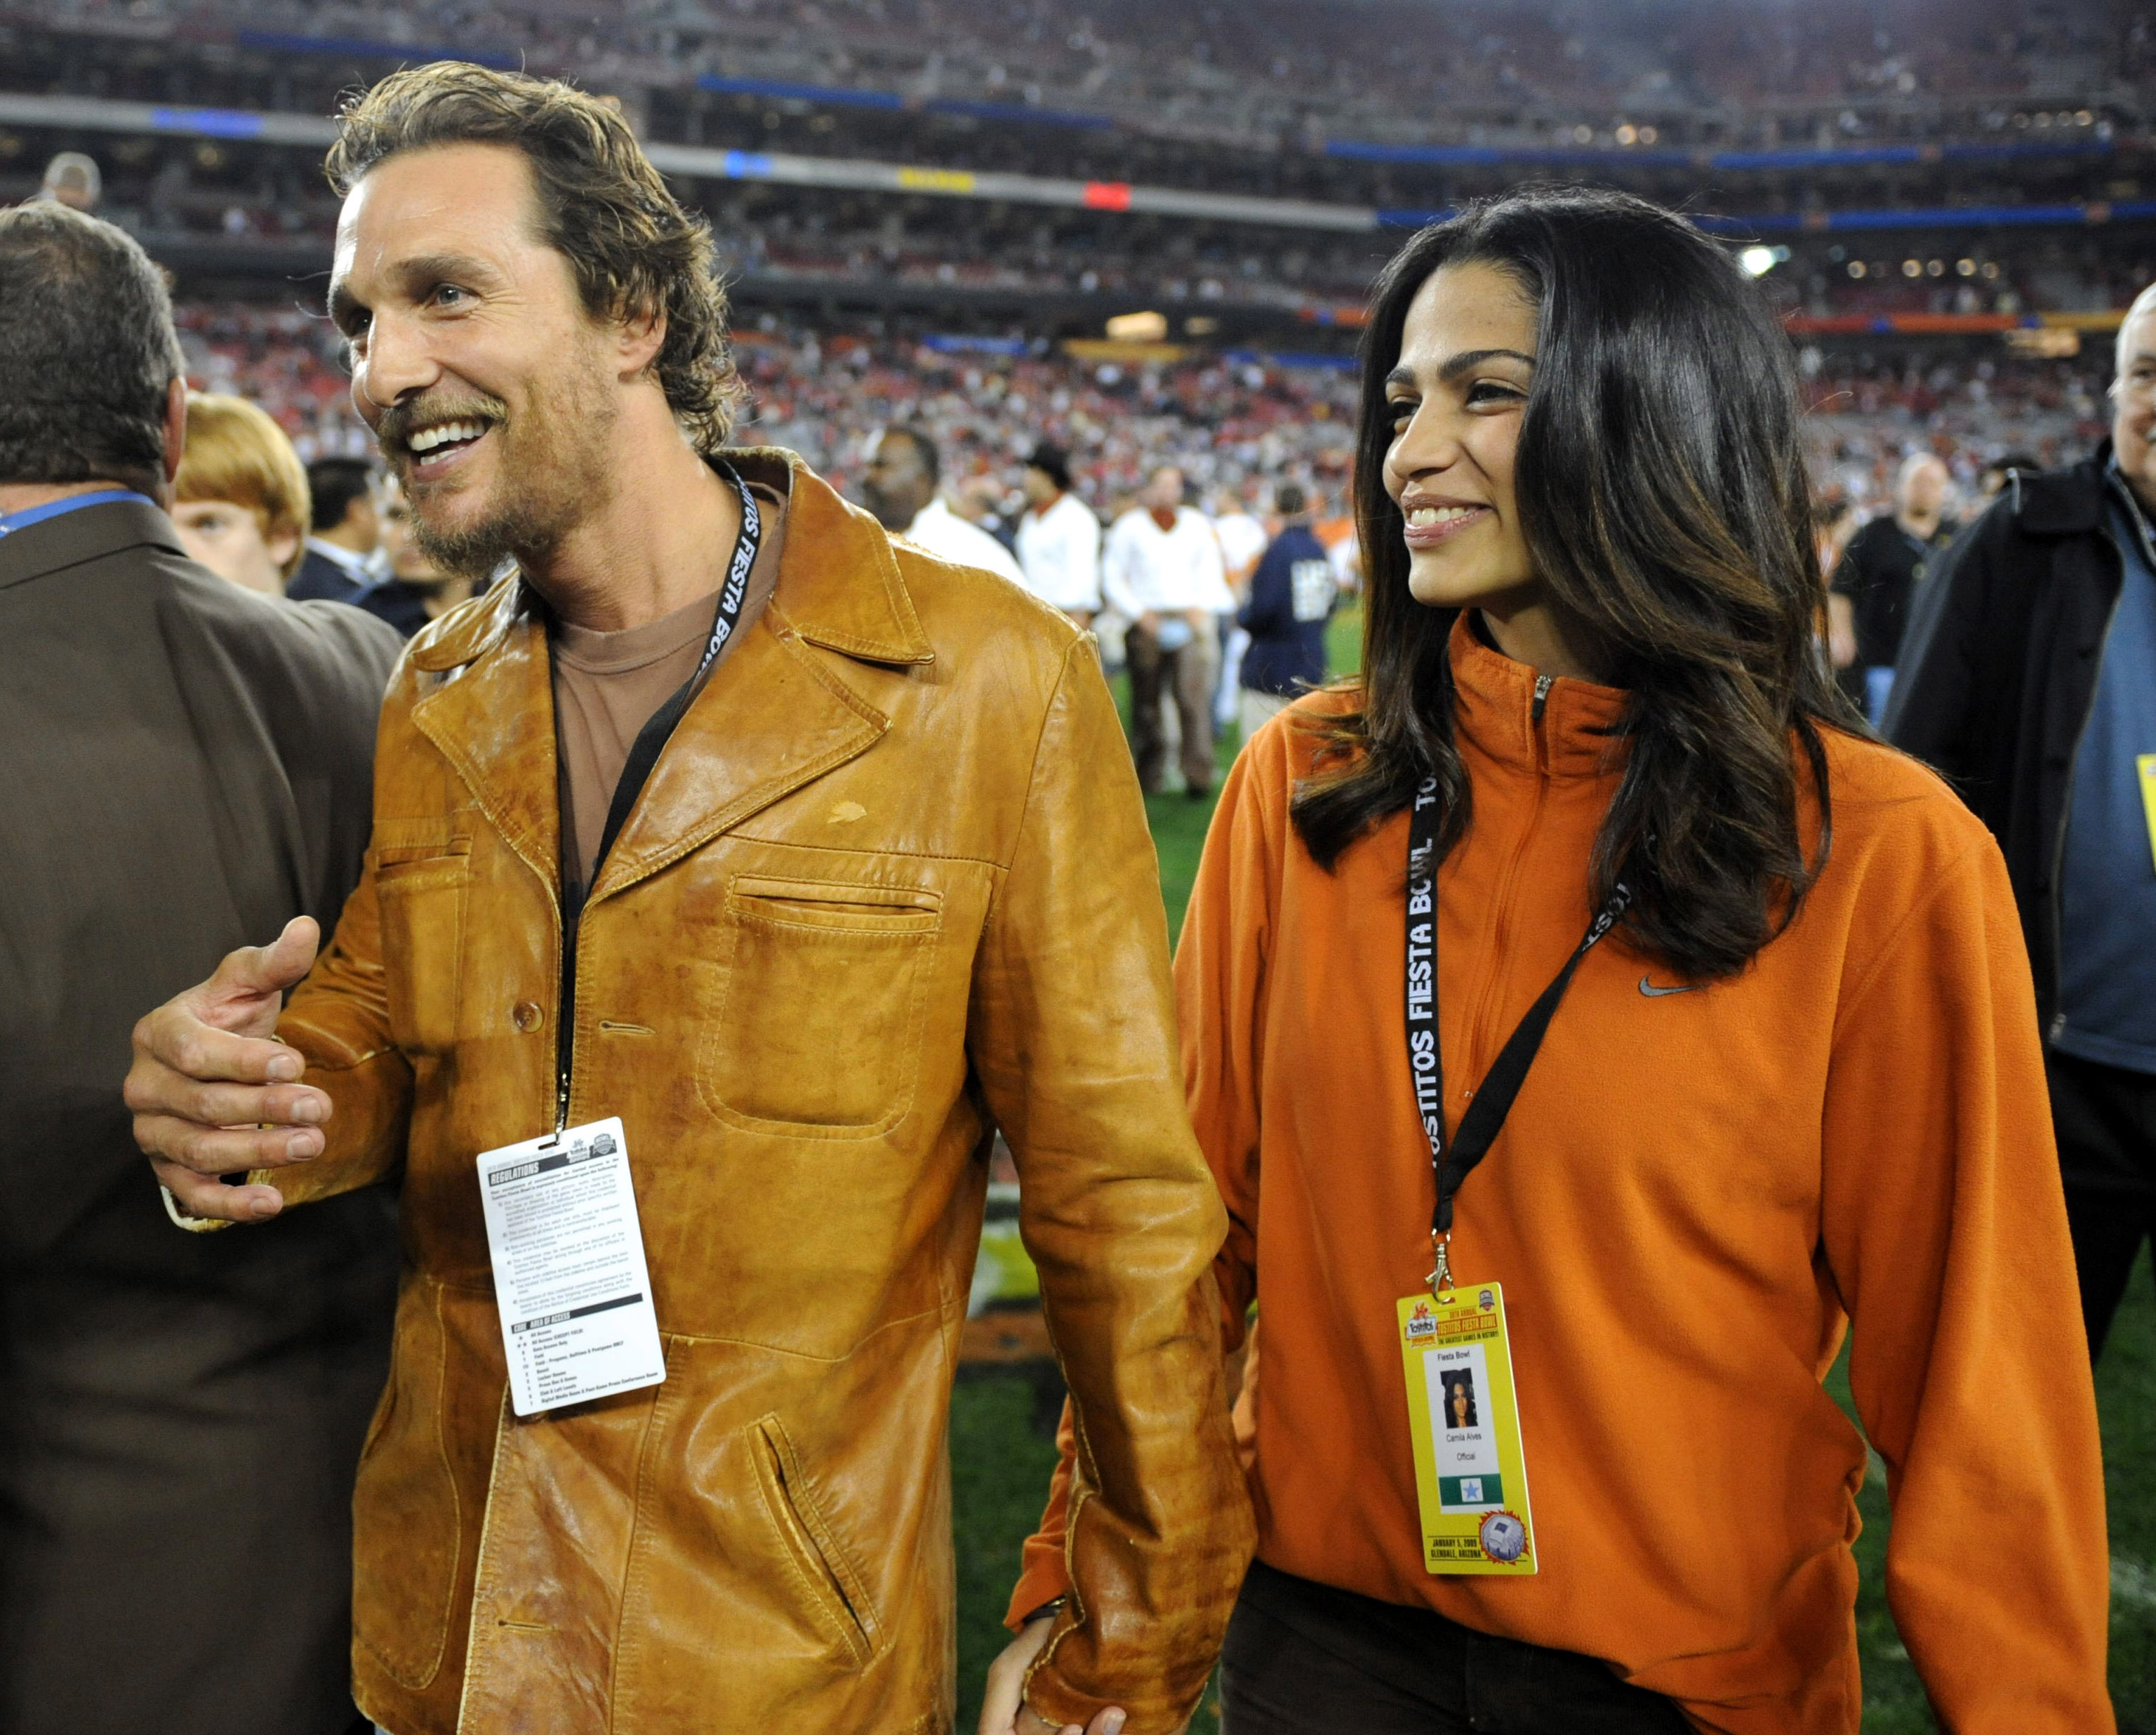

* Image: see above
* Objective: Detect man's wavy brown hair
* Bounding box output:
[325,62,745,452]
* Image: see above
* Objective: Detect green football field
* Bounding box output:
[950,606,2156,1732]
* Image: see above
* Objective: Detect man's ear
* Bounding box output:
[158,377,187,505]
[615,295,669,381]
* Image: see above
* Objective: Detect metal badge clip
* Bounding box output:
[1428,1230,1455,1300]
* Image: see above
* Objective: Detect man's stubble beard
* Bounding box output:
[408,347,623,578]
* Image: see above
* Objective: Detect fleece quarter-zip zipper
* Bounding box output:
[1460,672,1559,1101]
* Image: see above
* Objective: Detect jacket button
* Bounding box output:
[512,1001,545,1032]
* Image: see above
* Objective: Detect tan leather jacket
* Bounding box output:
[262,452,1252,1734]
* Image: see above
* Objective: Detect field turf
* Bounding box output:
[950,606,2156,1731]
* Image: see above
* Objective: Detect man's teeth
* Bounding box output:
[1408,505,1480,526]
[406,420,488,455]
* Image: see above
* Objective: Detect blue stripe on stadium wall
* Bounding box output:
[1333,138,2108,171]
[1380,202,2156,232]
[696,74,907,112]
[149,107,265,139]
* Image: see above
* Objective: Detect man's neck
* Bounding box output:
[0,478,146,515]
[516,426,744,632]
[1896,506,1940,540]
[1148,506,1179,532]
[317,524,374,555]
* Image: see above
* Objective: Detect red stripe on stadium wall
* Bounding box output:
[1083,181,1133,211]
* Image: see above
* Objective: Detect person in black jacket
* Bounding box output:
[290,454,385,604]
[0,199,401,1735]
[1886,283,2156,1361]
[1828,451,1955,722]
[1234,484,1337,741]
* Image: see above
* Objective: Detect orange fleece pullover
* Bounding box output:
[1012,618,2111,1733]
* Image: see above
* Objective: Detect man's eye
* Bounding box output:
[432,285,468,307]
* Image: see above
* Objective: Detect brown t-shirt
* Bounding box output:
[550,478,787,899]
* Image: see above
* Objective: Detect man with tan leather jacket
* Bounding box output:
[124,63,1249,1735]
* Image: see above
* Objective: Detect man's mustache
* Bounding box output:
[375,394,510,452]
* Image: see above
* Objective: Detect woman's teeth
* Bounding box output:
[1409,505,1479,526]
[407,420,488,454]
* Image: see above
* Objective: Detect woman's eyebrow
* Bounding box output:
[1437,347,1537,384]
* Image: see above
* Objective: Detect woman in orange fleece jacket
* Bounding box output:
[988,188,2112,1735]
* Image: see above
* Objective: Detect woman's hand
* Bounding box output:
[979,1615,1164,1735]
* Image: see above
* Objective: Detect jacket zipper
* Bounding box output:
[1463,672,1558,1091]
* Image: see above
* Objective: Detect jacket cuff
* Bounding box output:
[1004,1550,1073,1633]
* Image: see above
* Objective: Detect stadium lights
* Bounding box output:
[1105,310,1169,342]
[1739,245,1790,277]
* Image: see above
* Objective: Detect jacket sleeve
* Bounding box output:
[1818,832,2111,1729]
[1003,733,1278,1626]
[242,686,417,1209]
[971,635,1253,1733]
[1880,507,2002,778]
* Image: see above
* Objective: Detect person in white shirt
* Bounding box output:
[1101,465,1232,797]
[858,426,1025,583]
[1013,444,1101,625]
[1210,486,1269,729]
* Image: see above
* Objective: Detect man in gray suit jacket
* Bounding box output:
[0,201,403,1734]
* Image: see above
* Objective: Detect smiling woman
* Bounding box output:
[1120,185,2117,1734]
[1298,189,1855,981]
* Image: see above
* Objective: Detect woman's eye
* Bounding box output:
[1388,399,1416,425]
[1466,381,1523,406]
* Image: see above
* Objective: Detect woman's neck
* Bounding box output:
[1475,597,1609,684]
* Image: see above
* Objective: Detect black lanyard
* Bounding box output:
[574,463,762,906]
[1406,769,1629,1293]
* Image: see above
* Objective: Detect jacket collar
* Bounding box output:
[2011,444,2112,537]
[1449,612,1628,783]
[404,451,923,907]
[0,496,185,593]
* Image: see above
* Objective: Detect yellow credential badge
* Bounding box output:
[1397,1282,1537,1575]
[2138,755,2156,875]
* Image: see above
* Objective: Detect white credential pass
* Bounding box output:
[477,1117,667,1416]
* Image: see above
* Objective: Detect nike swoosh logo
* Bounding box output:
[1639,976,1702,997]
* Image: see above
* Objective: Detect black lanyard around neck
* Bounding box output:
[1406,768,1629,1294]
[575,463,761,903]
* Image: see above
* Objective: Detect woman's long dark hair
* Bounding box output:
[1293,187,1865,981]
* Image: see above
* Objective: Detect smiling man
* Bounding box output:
[122,63,1248,1735]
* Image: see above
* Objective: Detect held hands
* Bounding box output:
[980,1616,1185,1735]
[124,916,328,1223]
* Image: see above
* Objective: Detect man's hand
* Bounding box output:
[125,916,329,1223]
[980,1615,1188,1735]
[1826,592,1858,671]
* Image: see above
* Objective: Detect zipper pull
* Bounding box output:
[554,1068,571,1135]
[1531,672,1554,724]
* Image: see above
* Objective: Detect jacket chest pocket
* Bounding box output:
[374,844,471,1055]
[698,876,940,1138]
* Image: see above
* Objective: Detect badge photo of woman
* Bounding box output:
[1154,185,2110,1734]
[1442,1369,1477,1432]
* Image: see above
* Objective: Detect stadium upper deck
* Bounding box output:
[2,0,2148,334]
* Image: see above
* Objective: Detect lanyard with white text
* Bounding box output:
[1406,770,1630,1296]
[584,463,762,890]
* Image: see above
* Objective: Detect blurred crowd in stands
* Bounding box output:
[177,295,2109,532]
[15,0,2141,159]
